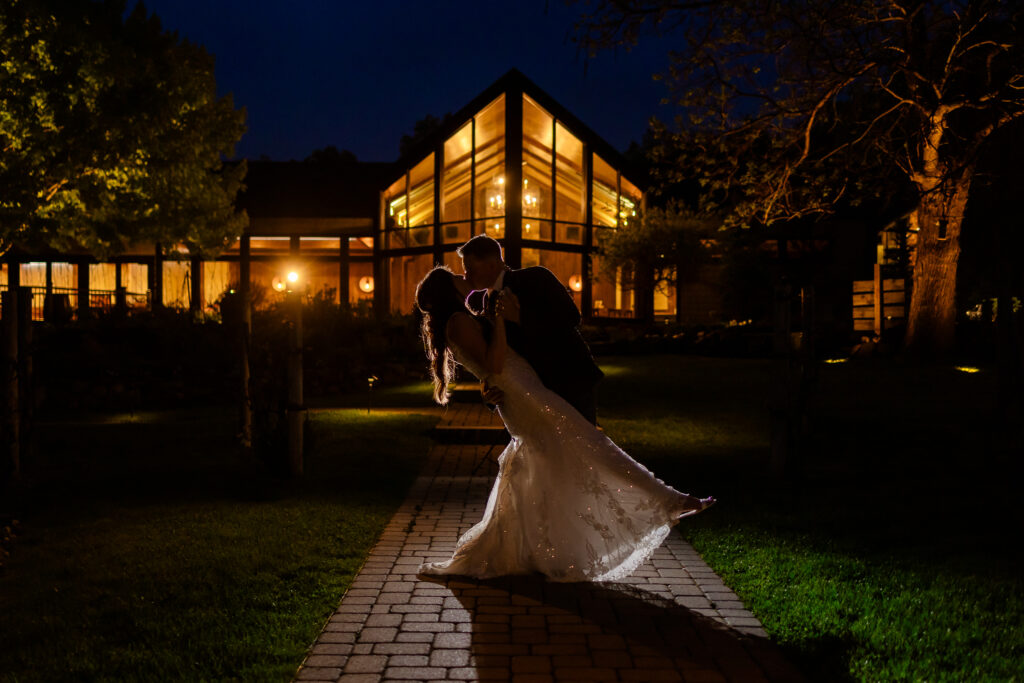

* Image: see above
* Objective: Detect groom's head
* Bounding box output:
[458,235,505,290]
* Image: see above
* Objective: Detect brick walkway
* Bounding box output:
[294,405,806,683]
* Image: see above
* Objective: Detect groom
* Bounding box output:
[457,235,603,424]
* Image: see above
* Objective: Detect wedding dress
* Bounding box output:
[418,342,706,583]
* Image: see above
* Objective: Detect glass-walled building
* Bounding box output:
[379,70,645,319]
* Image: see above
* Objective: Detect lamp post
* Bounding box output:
[282,267,304,477]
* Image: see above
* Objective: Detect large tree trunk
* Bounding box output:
[905,173,972,356]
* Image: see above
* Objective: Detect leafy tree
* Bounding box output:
[398,113,453,159]
[0,0,247,259]
[304,145,358,167]
[577,0,1024,355]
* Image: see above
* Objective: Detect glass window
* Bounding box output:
[389,253,434,314]
[203,261,237,310]
[162,261,191,309]
[620,175,641,228]
[409,153,434,227]
[521,249,583,308]
[349,236,374,255]
[442,221,472,244]
[522,219,552,241]
[349,261,375,304]
[443,123,472,223]
[120,263,149,307]
[523,95,553,221]
[556,222,584,245]
[301,260,340,303]
[301,237,342,252]
[478,219,505,240]
[592,153,618,228]
[555,123,585,223]
[385,175,408,230]
[90,263,116,291]
[19,262,46,288]
[387,227,433,249]
[51,262,75,290]
[474,95,506,220]
[250,237,292,255]
[590,254,635,318]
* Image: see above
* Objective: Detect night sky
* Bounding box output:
[138,0,677,162]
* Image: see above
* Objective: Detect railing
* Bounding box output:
[0,286,151,321]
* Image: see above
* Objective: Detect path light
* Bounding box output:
[955,366,981,374]
[569,274,583,292]
[358,276,374,293]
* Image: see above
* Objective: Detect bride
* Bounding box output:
[414,265,715,583]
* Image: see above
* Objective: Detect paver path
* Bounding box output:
[295,408,805,683]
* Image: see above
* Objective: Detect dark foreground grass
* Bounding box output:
[0,406,436,682]
[597,355,1024,682]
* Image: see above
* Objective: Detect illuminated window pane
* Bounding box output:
[162,261,191,309]
[120,263,149,307]
[522,219,551,241]
[387,227,433,249]
[388,253,434,314]
[522,95,552,220]
[349,236,374,255]
[20,262,46,287]
[409,153,434,227]
[592,154,618,228]
[385,175,408,230]
[556,222,584,244]
[477,219,505,240]
[442,221,472,244]
[90,263,116,291]
[443,123,472,223]
[349,261,374,304]
[250,237,291,255]
[590,254,634,318]
[474,95,506,220]
[555,123,585,223]
[203,261,237,310]
[620,175,641,228]
[301,237,342,251]
[52,263,75,289]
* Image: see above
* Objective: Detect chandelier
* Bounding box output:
[486,175,539,215]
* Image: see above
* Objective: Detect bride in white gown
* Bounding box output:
[413,266,715,583]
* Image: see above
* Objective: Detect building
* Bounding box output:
[2,70,661,321]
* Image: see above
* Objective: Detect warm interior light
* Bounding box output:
[569,274,583,292]
[358,276,374,293]
[272,277,286,292]
[955,366,981,373]
[287,271,299,283]
[824,358,848,364]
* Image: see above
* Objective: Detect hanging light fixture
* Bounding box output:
[358,276,374,293]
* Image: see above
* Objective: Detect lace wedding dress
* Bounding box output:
[419,343,706,583]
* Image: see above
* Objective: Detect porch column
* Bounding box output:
[337,238,350,305]
[77,260,89,317]
[504,84,523,269]
[189,255,202,316]
[581,144,594,319]
[152,244,163,310]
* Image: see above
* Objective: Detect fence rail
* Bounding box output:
[0,285,151,321]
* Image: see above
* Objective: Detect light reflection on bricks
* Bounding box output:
[293,432,806,682]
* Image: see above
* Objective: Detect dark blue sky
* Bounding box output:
[139,0,677,162]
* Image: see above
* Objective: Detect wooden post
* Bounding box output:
[152,243,163,311]
[2,290,18,481]
[239,236,252,452]
[338,238,350,306]
[77,261,90,319]
[190,255,202,318]
[873,263,883,339]
[287,236,304,476]
[286,288,304,477]
[17,287,32,474]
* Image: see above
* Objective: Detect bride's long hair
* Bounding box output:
[415,266,465,405]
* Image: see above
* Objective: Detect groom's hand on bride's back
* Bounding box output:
[481,379,504,407]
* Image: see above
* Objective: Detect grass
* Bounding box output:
[596,355,1024,682]
[0,406,436,682]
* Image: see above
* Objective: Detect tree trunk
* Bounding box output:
[905,174,972,356]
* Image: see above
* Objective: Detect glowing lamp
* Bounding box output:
[358,276,374,293]
[272,277,287,292]
[569,274,583,292]
[287,271,299,284]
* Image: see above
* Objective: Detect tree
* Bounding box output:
[398,113,453,159]
[0,0,247,259]
[577,0,1024,355]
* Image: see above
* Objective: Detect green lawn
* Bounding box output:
[0,407,436,682]
[597,355,1024,682]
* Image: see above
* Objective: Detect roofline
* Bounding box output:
[389,68,643,189]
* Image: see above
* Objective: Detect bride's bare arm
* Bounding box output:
[446,312,507,375]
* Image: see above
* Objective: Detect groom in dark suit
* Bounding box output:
[458,235,603,424]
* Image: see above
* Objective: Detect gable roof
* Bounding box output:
[391,69,642,188]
